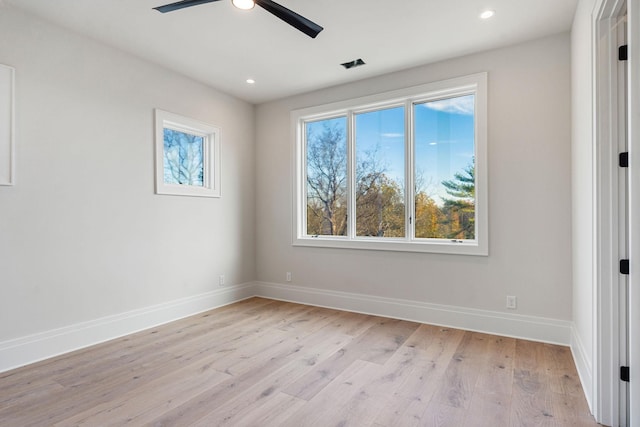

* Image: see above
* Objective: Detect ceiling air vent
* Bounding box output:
[341,58,366,70]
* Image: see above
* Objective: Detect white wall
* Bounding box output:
[0,4,580,377]
[255,34,573,324]
[0,8,256,344]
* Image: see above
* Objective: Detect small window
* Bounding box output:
[155,109,220,198]
[293,73,487,255]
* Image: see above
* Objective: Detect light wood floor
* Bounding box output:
[0,297,600,426]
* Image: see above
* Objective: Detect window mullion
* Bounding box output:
[347,110,357,240]
[405,100,415,241]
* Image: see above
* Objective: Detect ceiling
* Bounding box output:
[4,0,578,104]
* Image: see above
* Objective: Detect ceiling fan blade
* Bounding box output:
[153,0,222,13]
[255,0,323,38]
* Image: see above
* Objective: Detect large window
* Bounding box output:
[293,73,487,255]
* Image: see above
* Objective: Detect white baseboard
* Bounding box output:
[0,280,577,374]
[254,281,573,345]
[570,324,594,413]
[0,283,256,373]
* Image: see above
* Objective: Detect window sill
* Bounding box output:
[293,236,488,256]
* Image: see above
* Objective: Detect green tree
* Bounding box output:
[441,163,475,239]
[414,192,446,238]
[356,173,405,237]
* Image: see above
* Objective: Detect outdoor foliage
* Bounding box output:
[306,122,475,239]
[306,121,348,236]
[163,128,204,186]
[356,173,405,237]
[441,164,475,239]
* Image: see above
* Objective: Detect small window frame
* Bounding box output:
[292,73,488,256]
[154,109,221,198]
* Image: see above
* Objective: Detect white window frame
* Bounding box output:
[292,73,488,255]
[155,109,221,198]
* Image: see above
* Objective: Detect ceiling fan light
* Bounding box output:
[232,0,255,10]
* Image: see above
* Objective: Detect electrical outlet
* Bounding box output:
[506,296,517,309]
[286,272,292,282]
[219,275,225,286]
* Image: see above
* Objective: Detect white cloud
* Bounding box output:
[382,132,404,138]
[421,95,474,115]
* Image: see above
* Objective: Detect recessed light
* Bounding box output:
[246,78,255,84]
[480,10,495,19]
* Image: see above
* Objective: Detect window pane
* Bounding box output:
[355,106,405,237]
[305,117,348,236]
[414,94,475,239]
[163,128,204,187]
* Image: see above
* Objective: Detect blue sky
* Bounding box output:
[307,94,475,204]
[356,94,475,203]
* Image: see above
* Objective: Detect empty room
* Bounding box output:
[0,0,638,425]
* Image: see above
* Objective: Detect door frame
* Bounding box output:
[593,0,625,424]
[627,0,639,423]
[593,0,638,425]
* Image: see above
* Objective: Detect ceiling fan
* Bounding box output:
[153,0,324,38]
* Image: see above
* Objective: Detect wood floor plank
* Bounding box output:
[280,359,382,427]
[0,379,65,414]
[321,343,440,426]
[431,331,492,410]
[209,305,346,377]
[145,315,352,426]
[461,335,515,426]
[189,332,352,425]
[420,401,467,427]
[509,339,560,426]
[324,309,383,337]
[230,392,307,427]
[280,344,357,401]
[160,300,312,359]
[0,351,182,426]
[463,391,512,427]
[283,317,420,401]
[404,323,447,351]
[474,335,516,396]
[351,318,421,364]
[145,355,294,426]
[0,298,600,427]
[373,326,466,426]
[53,354,232,426]
[542,344,585,397]
[276,306,343,334]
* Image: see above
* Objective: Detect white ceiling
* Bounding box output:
[4,0,578,104]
